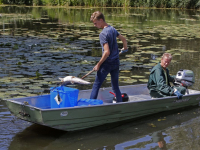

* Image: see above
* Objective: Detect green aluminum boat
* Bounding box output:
[2,84,200,131]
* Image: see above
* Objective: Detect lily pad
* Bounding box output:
[131,75,146,78]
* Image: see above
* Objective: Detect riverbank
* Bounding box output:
[1,0,200,9]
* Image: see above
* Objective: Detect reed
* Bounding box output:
[1,0,200,9]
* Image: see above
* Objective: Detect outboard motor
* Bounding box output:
[175,69,195,94]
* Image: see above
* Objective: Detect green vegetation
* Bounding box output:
[1,0,200,9]
[1,6,200,97]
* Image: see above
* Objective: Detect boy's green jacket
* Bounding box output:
[147,63,175,96]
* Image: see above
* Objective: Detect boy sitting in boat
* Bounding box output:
[147,53,186,99]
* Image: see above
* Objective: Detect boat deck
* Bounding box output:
[129,95,151,102]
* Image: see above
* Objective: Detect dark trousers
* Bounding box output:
[150,86,186,98]
[90,61,122,102]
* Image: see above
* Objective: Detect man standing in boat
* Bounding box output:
[147,53,186,99]
[90,11,128,102]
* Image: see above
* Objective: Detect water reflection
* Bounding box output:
[151,131,167,150]
[151,54,157,60]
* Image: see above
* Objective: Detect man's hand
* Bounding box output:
[120,48,128,54]
[173,88,183,99]
[93,64,100,71]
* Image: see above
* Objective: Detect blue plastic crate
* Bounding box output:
[77,98,103,106]
[50,86,79,108]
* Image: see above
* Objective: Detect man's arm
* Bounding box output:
[117,34,128,50]
[93,43,110,71]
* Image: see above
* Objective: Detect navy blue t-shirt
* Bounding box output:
[99,25,120,63]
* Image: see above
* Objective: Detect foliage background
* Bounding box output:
[0,0,200,9]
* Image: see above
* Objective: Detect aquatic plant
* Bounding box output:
[1,6,200,99]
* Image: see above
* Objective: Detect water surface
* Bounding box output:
[0,6,200,150]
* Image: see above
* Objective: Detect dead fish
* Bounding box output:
[59,76,91,85]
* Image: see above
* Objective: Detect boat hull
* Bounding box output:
[3,84,200,131]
